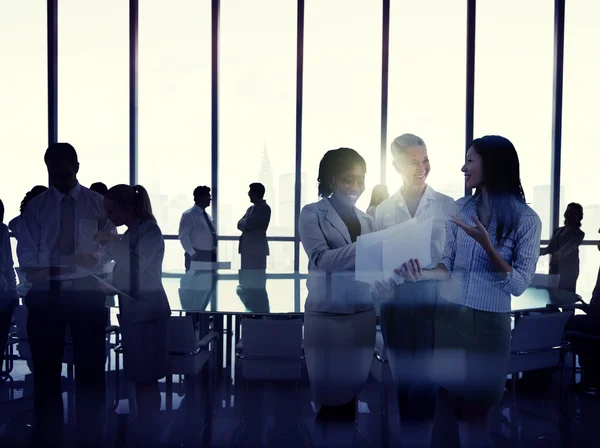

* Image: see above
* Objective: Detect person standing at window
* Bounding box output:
[17,143,115,446]
[540,203,584,293]
[8,185,48,241]
[395,135,541,447]
[374,134,456,441]
[237,183,271,289]
[299,148,376,421]
[366,184,389,218]
[178,186,217,272]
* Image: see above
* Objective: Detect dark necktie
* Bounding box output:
[203,211,217,248]
[59,195,75,265]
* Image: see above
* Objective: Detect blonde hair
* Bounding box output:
[390,133,426,157]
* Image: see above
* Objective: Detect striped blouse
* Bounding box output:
[440,195,542,313]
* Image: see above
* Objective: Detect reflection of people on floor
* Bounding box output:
[179,186,217,272]
[237,183,271,289]
[17,143,113,446]
[540,203,584,293]
[98,184,171,441]
[236,284,270,313]
[0,201,18,371]
[299,148,376,422]
[179,271,214,313]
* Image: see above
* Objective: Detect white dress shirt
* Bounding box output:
[178,205,216,255]
[375,185,457,270]
[17,183,115,271]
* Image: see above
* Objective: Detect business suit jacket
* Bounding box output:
[106,219,171,325]
[541,226,585,292]
[237,200,271,257]
[299,198,375,314]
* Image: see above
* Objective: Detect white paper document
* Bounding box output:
[355,217,433,285]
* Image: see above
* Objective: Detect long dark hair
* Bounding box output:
[468,135,525,243]
[317,148,366,198]
[564,203,583,228]
[105,184,156,223]
[20,185,48,215]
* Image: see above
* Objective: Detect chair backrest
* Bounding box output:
[510,311,573,353]
[241,317,303,359]
[168,316,198,353]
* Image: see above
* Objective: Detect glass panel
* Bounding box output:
[561,0,600,238]
[138,0,211,234]
[0,4,48,222]
[575,245,600,301]
[474,0,554,238]
[301,0,382,212]
[58,0,129,189]
[386,0,466,200]
[219,0,296,237]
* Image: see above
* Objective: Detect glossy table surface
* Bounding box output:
[105,274,582,315]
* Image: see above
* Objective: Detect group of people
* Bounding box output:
[0,134,597,446]
[0,141,274,445]
[299,134,543,446]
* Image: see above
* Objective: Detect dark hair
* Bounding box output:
[369,184,389,207]
[90,182,108,196]
[564,202,583,228]
[20,185,48,215]
[0,198,4,223]
[249,183,266,199]
[467,135,525,243]
[193,185,211,198]
[44,142,78,166]
[105,184,156,223]
[317,147,366,198]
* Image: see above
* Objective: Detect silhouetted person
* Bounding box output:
[90,182,108,196]
[178,186,217,272]
[17,143,115,446]
[0,198,18,371]
[366,184,389,218]
[237,183,271,288]
[8,185,48,241]
[299,148,376,422]
[540,203,584,293]
[97,184,170,441]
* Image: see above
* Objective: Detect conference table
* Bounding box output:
[104,273,583,369]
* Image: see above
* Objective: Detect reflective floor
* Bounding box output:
[2,336,600,447]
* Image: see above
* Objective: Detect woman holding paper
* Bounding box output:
[374,133,456,433]
[395,135,542,447]
[299,147,376,421]
[96,184,171,437]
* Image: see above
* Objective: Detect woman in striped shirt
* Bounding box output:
[395,135,542,447]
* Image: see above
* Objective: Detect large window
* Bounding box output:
[561,0,600,239]
[386,0,466,200]
[58,0,129,189]
[0,4,48,223]
[474,0,554,238]
[301,0,382,212]
[138,0,212,235]
[219,0,297,238]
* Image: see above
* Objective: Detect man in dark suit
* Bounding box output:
[237,183,271,289]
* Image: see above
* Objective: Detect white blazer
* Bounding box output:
[299,198,375,314]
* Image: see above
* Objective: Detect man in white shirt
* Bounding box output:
[375,134,456,440]
[237,183,271,288]
[17,143,115,446]
[178,186,217,272]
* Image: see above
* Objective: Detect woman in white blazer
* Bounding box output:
[299,147,376,421]
[96,184,171,434]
